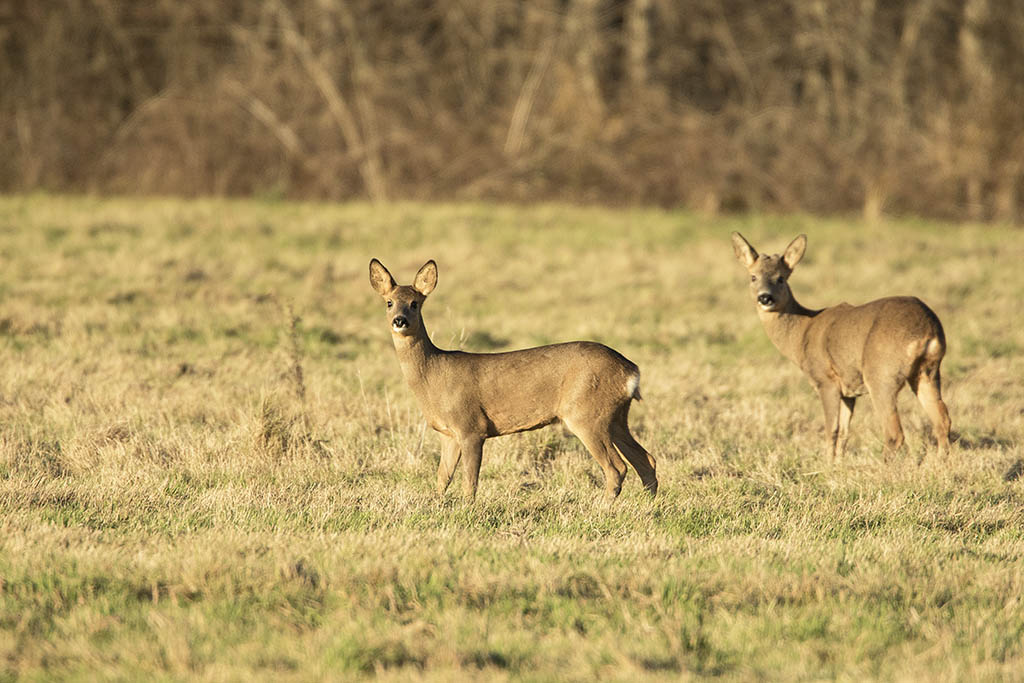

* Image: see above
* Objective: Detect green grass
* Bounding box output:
[0,195,1022,680]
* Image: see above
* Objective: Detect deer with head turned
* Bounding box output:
[368,259,657,501]
[731,233,951,460]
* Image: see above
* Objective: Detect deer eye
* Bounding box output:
[776,276,785,284]
[410,301,418,310]
[750,275,756,282]
[386,300,393,308]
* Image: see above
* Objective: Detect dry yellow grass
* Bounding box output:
[0,195,1022,680]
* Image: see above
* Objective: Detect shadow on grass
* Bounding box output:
[953,432,1014,451]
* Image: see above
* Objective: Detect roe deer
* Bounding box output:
[730,233,951,460]
[368,259,657,501]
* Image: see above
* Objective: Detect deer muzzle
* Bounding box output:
[757,293,775,307]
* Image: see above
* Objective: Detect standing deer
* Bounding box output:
[368,259,657,501]
[730,233,951,460]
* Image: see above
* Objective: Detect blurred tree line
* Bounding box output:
[2,0,1022,221]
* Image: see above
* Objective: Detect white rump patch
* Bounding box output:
[910,338,942,360]
[625,373,640,399]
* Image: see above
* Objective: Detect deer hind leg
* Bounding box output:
[866,377,905,455]
[567,419,627,500]
[610,406,657,496]
[436,435,462,496]
[910,364,951,457]
[837,397,856,459]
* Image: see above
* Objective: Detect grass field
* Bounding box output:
[0,195,1022,680]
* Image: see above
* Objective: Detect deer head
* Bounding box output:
[731,232,806,313]
[369,259,437,337]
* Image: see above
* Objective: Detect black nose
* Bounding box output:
[757,294,774,306]
[392,316,408,328]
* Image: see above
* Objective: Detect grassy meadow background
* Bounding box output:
[0,194,1022,680]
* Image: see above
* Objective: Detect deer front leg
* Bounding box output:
[460,435,485,502]
[816,384,842,460]
[436,435,461,496]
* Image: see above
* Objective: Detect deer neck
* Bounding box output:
[757,294,819,367]
[391,323,441,391]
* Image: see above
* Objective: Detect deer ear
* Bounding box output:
[369,259,396,296]
[731,232,758,268]
[782,234,807,269]
[413,260,437,296]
